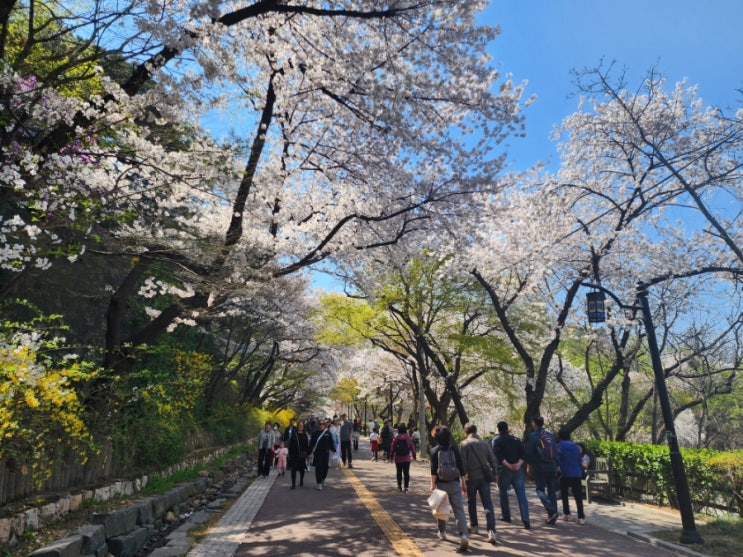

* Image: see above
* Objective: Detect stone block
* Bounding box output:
[57,495,71,515]
[151,494,167,519]
[39,502,58,521]
[69,493,84,512]
[89,506,138,538]
[28,534,83,557]
[107,526,150,557]
[78,523,106,555]
[24,507,40,530]
[0,518,12,544]
[132,499,154,525]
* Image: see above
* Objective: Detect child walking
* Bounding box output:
[370,427,380,461]
[275,441,289,476]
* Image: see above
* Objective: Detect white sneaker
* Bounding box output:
[563,513,573,521]
[437,531,447,541]
[578,518,586,525]
[487,530,498,544]
[316,483,323,490]
[468,524,478,535]
[459,536,469,551]
[507,489,514,495]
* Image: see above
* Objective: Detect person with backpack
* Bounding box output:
[556,429,586,524]
[492,421,531,529]
[429,426,469,551]
[389,424,416,492]
[459,423,498,544]
[525,415,559,525]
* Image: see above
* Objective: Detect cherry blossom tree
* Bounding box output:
[464,65,742,435]
[1,1,528,411]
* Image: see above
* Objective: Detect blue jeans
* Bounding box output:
[466,479,495,531]
[435,481,468,537]
[497,466,530,524]
[534,466,558,516]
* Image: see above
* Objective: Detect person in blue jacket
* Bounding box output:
[556,428,586,524]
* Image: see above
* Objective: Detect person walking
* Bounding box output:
[492,421,531,529]
[339,414,354,468]
[389,424,416,492]
[352,418,361,451]
[309,419,336,490]
[370,426,380,461]
[525,416,559,525]
[256,421,275,478]
[556,429,586,524]
[283,418,297,444]
[288,421,309,489]
[380,419,393,461]
[430,426,469,551]
[459,423,498,544]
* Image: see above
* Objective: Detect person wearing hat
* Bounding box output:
[492,421,531,529]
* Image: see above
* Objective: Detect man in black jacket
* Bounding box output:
[492,421,531,529]
[309,419,336,490]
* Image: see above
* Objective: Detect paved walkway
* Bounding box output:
[187,440,709,557]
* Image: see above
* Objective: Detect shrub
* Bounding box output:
[587,440,743,516]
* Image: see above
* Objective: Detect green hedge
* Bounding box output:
[584,440,743,517]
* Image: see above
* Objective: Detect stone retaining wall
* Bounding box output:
[0,447,245,554]
[24,453,249,557]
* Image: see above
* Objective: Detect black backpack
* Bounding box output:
[395,438,410,456]
[436,446,460,481]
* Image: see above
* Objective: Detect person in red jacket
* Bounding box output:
[389,424,417,492]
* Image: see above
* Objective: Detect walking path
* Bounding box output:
[186,439,709,557]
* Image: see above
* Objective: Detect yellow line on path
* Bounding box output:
[341,467,424,557]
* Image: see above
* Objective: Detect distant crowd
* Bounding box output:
[256,414,590,551]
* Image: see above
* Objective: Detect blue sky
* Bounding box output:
[482,0,743,168]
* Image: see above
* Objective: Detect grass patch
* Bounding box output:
[649,516,743,557]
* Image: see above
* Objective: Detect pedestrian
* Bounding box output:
[352,418,361,451]
[288,421,309,489]
[576,442,591,477]
[256,421,275,478]
[309,419,336,490]
[275,441,288,476]
[283,418,297,443]
[459,423,498,544]
[429,426,469,552]
[412,427,421,451]
[492,421,531,529]
[389,424,416,492]
[556,429,586,524]
[272,422,282,468]
[370,426,380,461]
[329,417,341,463]
[380,419,393,460]
[368,417,378,438]
[525,416,559,525]
[339,414,354,468]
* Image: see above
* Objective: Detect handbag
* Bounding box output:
[472,445,494,482]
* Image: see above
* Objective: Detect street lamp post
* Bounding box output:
[583,282,703,545]
[636,285,702,544]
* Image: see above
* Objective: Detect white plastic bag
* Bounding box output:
[427,488,451,520]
